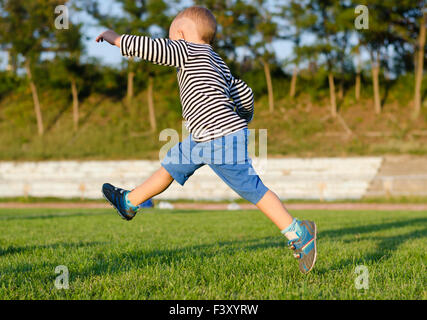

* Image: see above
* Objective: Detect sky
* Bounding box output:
[80,0,296,68]
[78,1,368,74]
[0,0,298,71]
[0,0,368,74]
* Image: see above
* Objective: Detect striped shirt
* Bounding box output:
[120,34,254,142]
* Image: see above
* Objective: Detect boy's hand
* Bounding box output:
[96,30,121,47]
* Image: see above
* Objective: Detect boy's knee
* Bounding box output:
[159,166,174,182]
[234,179,269,205]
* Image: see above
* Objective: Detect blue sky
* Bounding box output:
[80,1,369,74]
[0,0,298,71]
[81,0,296,68]
[1,0,368,74]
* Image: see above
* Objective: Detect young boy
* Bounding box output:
[96,6,317,274]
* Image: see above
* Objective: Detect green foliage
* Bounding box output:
[0,71,20,99]
[0,70,426,160]
[0,0,64,59]
[0,0,425,158]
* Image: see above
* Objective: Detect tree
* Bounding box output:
[392,2,427,118]
[55,21,84,131]
[352,41,362,101]
[250,0,280,113]
[0,0,63,135]
[414,10,426,118]
[308,0,342,118]
[356,1,402,115]
[88,0,170,132]
[299,0,354,119]
[280,0,315,99]
[382,1,425,118]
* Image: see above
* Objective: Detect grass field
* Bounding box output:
[0,208,425,300]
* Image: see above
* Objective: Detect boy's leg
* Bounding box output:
[255,188,317,273]
[103,133,202,220]
[209,163,295,234]
[127,132,204,207]
[208,129,317,273]
[255,189,293,230]
[102,166,173,221]
[127,166,174,206]
[212,167,318,274]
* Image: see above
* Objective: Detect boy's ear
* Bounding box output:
[178,30,185,40]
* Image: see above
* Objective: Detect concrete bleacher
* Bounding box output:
[0,157,384,200]
[367,156,427,197]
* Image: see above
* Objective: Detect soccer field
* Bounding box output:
[0,208,425,300]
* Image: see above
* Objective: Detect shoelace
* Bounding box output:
[288,239,302,260]
[115,187,125,194]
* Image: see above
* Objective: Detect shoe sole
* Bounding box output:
[102,191,132,221]
[303,221,317,274]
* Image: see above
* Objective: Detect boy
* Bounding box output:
[96,6,317,274]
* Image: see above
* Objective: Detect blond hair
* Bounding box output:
[176,6,217,44]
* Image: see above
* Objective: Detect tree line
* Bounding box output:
[0,0,425,136]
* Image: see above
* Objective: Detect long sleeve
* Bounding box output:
[229,77,254,123]
[120,34,188,68]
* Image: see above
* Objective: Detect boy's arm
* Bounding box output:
[96,30,188,68]
[120,34,188,68]
[229,77,254,123]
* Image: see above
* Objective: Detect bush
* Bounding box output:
[0,72,21,99]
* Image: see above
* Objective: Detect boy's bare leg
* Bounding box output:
[127,166,174,206]
[257,189,317,274]
[256,190,294,231]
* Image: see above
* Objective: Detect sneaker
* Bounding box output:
[288,220,317,274]
[102,183,138,221]
[139,198,154,208]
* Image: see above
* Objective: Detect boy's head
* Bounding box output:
[169,6,217,44]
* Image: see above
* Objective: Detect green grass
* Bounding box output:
[0,208,425,299]
[2,195,427,204]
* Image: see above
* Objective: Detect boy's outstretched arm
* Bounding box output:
[230,77,254,123]
[96,30,188,68]
[95,30,122,47]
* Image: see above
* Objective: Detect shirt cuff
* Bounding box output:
[120,34,129,56]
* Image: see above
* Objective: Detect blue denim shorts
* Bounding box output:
[161,128,268,204]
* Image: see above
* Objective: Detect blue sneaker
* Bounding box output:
[102,183,139,221]
[286,220,317,274]
[139,198,154,208]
